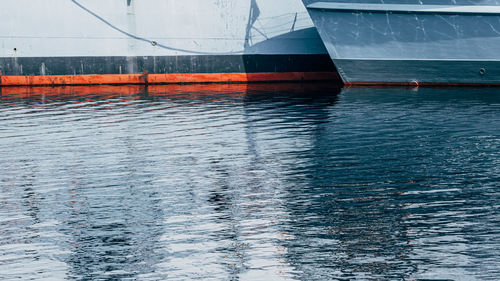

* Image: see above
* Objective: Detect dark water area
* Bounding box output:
[0,84,499,280]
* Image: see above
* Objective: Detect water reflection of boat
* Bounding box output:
[274,86,500,280]
[0,0,339,86]
[2,85,499,280]
[0,83,340,104]
[303,0,500,85]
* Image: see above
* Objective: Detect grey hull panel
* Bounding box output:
[304,1,500,84]
[335,59,500,85]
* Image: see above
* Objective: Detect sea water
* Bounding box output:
[0,84,499,280]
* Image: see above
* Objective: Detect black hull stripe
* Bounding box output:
[0,54,336,76]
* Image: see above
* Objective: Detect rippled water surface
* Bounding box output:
[0,84,499,280]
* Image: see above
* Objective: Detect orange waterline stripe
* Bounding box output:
[0,72,338,86]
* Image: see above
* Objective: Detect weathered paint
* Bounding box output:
[0,0,337,85]
[1,0,326,57]
[0,54,339,86]
[0,54,335,76]
[303,0,500,85]
[0,72,339,86]
[308,2,500,15]
[332,59,500,85]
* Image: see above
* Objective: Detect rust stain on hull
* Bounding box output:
[0,72,338,86]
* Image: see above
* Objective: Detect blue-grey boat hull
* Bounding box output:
[304,1,500,85]
[335,59,500,85]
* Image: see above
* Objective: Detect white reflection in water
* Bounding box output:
[0,84,499,280]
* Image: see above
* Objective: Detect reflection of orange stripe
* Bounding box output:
[1,83,341,100]
[0,72,338,86]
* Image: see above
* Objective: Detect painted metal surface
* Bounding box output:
[336,59,500,85]
[303,0,500,85]
[0,0,325,57]
[0,72,338,86]
[308,2,500,14]
[0,0,337,85]
[0,55,334,76]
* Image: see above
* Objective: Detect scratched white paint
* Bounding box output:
[0,0,326,57]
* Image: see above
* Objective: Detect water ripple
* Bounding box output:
[0,84,499,280]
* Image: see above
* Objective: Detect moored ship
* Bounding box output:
[303,0,500,85]
[0,0,338,86]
